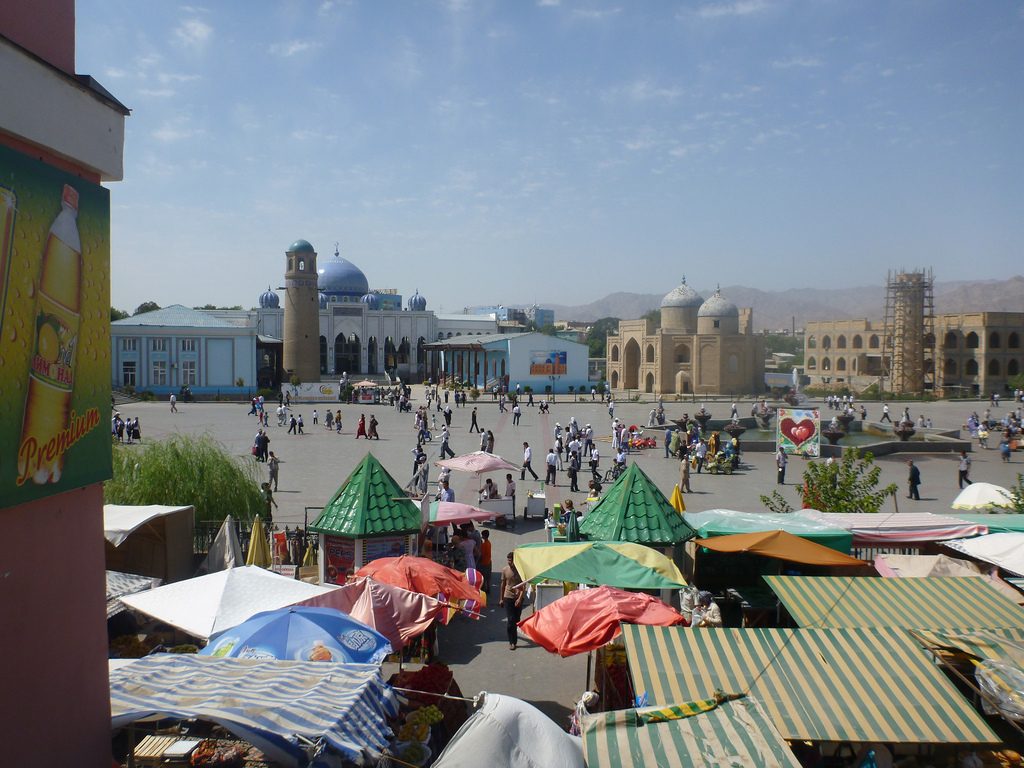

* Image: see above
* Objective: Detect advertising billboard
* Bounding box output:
[529,349,567,376]
[0,144,112,509]
[776,407,821,457]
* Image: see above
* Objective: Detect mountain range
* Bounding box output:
[545,276,1024,332]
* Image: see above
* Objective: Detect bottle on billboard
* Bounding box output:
[18,184,82,485]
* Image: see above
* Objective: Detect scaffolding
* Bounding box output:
[881,269,935,395]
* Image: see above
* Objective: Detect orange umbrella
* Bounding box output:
[355,556,485,622]
[694,530,867,567]
[517,585,687,657]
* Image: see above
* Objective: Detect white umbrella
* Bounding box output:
[952,482,1013,511]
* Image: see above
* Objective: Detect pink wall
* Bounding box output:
[0,484,112,765]
[0,0,76,74]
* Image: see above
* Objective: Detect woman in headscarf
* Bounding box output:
[693,591,722,628]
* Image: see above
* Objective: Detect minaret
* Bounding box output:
[282,239,321,382]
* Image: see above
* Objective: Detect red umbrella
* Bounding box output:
[517,585,687,657]
[355,556,485,622]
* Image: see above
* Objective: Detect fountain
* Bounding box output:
[724,422,747,440]
[822,426,846,445]
[837,412,855,433]
[893,422,917,441]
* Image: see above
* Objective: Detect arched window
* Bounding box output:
[822,357,831,371]
[869,335,880,349]
[610,345,620,363]
[988,359,1001,376]
[944,331,958,349]
[1009,360,1020,376]
[989,332,1001,349]
[398,337,410,366]
[807,357,817,370]
[1010,332,1020,349]
[611,370,619,388]
[645,372,655,393]
[837,335,847,349]
[852,357,858,372]
[674,343,690,364]
[966,359,979,375]
[852,335,863,349]
[966,332,979,349]
[836,357,846,371]
[807,335,816,349]
[366,337,379,374]
[944,358,957,376]
[822,335,832,350]
[319,335,327,374]
[645,344,656,363]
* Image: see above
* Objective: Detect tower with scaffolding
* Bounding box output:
[881,269,936,395]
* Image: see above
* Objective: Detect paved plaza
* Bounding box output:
[116,390,1023,723]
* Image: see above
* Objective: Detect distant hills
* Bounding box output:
[545,276,1024,332]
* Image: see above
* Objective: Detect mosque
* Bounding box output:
[605,278,765,396]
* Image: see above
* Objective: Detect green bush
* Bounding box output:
[137,390,156,402]
[257,387,277,401]
[470,387,480,401]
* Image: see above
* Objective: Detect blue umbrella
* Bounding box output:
[200,606,392,664]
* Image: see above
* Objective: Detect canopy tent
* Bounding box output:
[310,453,421,538]
[436,451,520,474]
[109,655,398,766]
[119,565,333,640]
[426,500,496,527]
[874,554,1024,605]
[684,509,852,553]
[694,530,867,567]
[298,576,442,651]
[796,510,986,544]
[911,628,1024,669]
[104,504,195,583]
[578,464,695,545]
[431,693,584,768]
[106,571,161,619]
[582,697,800,768]
[513,542,687,590]
[941,514,1024,534]
[104,504,194,547]
[356,555,485,622]
[197,515,244,575]
[944,532,1024,577]
[622,624,998,744]
[951,482,1014,511]
[764,575,1024,630]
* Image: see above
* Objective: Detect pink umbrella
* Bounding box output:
[436,451,519,474]
[427,501,496,527]
[298,576,443,650]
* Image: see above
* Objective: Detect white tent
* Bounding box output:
[431,693,584,768]
[197,515,244,575]
[944,533,1024,578]
[119,565,334,640]
[952,483,1013,511]
[104,504,195,583]
[104,504,194,546]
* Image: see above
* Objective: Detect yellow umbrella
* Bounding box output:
[302,542,318,567]
[246,516,272,568]
[670,484,686,513]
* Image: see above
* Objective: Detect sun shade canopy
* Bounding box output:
[694,530,867,567]
[796,510,986,544]
[685,509,852,552]
[622,624,998,744]
[513,542,687,589]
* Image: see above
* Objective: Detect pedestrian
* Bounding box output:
[664,428,673,459]
[568,451,581,492]
[730,401,738,419]
[499,552,525,650]
[312,409,318,425]
[437,478,455,503]
[521,442,538,481]
[297,414,304,434]
[440,426,455,459]
[505,474,517,516]
[479,530,493,595]
[907,460,921,500]
[545,447,558,486]
[776,445,787,485]
[444,405,452,427]
[957,451,972,489]
[512,403,521,426]
[325,409,333,430]
[261,482,278,525]
[268,451,280,492]
[288,414,297,435]
[486,430,495,454]
[680,452,692,492]
[470,407,480,432]
[169,393,177,413]
[356,414,367,439]
[368,414,379,439]
[335,409,343,433]
[589,445,601,480]
[880,403,892,423]
[695,440,708,473]
[608,399,615,420]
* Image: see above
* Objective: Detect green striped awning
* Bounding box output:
[765,576,1024,630]
[623,624,999,744]
[582,697,801,768]
[912,628,1024,666]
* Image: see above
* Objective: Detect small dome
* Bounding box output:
[318,291,328,309]
[360,292,380,310]
[288,239,315,254]
[661,277,703,309]
[408,290,427,311]
[259,286,280,309]
[697,288,738,318]
[318,245,369,298]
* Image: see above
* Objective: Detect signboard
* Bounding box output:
[0,144,111,509]
[362,535,410,564]
[284,381,340,402]
[323,534,355,585]
[777,407,821,457]
[529,349,567,376]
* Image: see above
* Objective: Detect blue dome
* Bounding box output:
[288,239,315,254]
[318,291,328,309]
[318,246,369,298]
[408,290,427,311]
[360,292,380,310]
[259,286,280,309]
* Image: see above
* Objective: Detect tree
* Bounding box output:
[641,308,661,329]
[133,301,161,315]
[110,307,129,321]
[760,447,898,514]
[587,317,620,358]
[539,324,557,336]
[1000,474,1024,513]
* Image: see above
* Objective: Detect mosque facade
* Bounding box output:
[605,279,765,396]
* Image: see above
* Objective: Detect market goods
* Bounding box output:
[395,741,431,767]
[189,740,245,768]
[406,705,444,726]
[397,722,429,742]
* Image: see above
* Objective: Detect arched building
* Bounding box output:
[605,279,765,395]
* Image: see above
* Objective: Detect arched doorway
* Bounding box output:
[416,337,426,380]
[384,336,397,373]
[645,372,655,393]
[674,371,691,394]
[623,339,640,389]
[319,336,327,375]
[611,370,619,389]
[334,333,360,376]
[366,337,378,375]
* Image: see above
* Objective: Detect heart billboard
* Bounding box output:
[777,408,820,457]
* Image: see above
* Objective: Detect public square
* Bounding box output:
[113,390,1024,723]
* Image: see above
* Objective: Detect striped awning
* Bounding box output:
[622,624,998,744]
[796,511,986,544]
[582,697,800,768]
[765,575,1024,630]
[911,628,1024,667]
[110,655,398,765]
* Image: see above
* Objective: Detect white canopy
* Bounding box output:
[432,693,583,768]
[944,533,1024,578]
[104,504,194,546]
[119,565,334,640]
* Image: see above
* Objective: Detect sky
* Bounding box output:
[76,1,1023,316]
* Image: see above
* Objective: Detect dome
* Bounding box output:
[360,292,380,310]
[258,286,280,309]
[288,239,315,254]
[697,289,738,318]
[408,290,427,311]
[661,277,703,309]
[318,291,328,309]
[317,246,369,298]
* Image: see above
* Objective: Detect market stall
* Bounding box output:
[353,379,382,404]
[104,503,195,583]
[795,510,988,557]
[436,451,519,526]
[944,533,1024,578]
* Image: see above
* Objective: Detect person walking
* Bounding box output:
[287,414,297,435]
[439,426,456,459]
[470,407,480,432]
[568,451,581,492]
[261,482,278,525]
[512,403,521,426]
[880,403,892,423]
[679,452,692,492]
[545,447,558,486]
[297,414,304,434]
[312,409,318,425]
[521,442,539,481]
[776,445,787,485]
[486,430,495,454]
[589,445,601,481]
[504,474,517,517]
[499,552,525,650]
[957,451,972,489]
[664,428,673,459]
[608,399,615,420]
[169,393,177,413]
[356,414,367,439]
[267,451,280,492]
[479,530,493,595]
[368,414,380,439]
[907,460,922,500]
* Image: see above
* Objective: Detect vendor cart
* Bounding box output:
[524,489,547,520]
[478,497,514,528]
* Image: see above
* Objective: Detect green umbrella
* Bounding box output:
[514,541,687,590]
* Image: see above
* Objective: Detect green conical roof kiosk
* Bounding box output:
[310,453,422,586]
[579,463,695,546]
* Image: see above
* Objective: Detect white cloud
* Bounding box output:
[537,0,561,5]
[626,79,681,102]
[572,7,622,21]
[152,119,202,142]
[104,67,127,78]
[174,18,212,49]
[137,88,176,98]
[695,0,769,19]
[290,129,337,142]
[157,72,201,84]
[269,39,319,57]
[772,56,822,69]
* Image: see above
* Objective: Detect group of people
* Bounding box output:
[111,412,142,444]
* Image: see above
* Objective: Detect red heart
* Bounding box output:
[781,418,816,445]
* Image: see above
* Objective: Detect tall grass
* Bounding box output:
[105,434,263,523]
